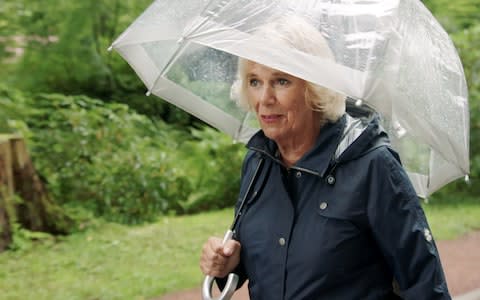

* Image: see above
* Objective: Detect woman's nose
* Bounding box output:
[259,86,275,104]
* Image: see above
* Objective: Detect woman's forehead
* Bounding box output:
[244,61,295,78]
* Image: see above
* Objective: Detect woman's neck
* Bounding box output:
[276,126,320,168]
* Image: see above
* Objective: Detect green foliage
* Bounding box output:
[1,86,246,224]
[12,1,118,96]
[19,93,187,223]
[8,222,55,252]
[31,97,163,222]
[422,0,480,33]
[0,188,56,252]
[176,127,245,213]
[0,2,19,61]
[0,87,34,139]
[0,0,194,124]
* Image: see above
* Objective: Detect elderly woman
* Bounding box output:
[200,17,451,300]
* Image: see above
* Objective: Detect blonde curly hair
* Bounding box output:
[230,15,346,123]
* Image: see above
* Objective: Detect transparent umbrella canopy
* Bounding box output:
[109,0,469,198]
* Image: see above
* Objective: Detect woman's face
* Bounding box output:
[244,62,317,144]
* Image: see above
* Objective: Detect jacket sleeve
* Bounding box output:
[366,148,451,300]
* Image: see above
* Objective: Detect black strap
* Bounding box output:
[230,156,265,232]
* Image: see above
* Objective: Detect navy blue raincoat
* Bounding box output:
[219,113,451,300]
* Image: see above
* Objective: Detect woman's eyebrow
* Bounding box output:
[245,71,291,78]
[272,72,291,77]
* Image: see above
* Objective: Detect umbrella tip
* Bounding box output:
[107,45,113,51]
[465,174,470,184]
[146,90,152,96]
[355,99,363,107]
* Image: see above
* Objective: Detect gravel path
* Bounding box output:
[156,230,480,300]
[437,230,480,297]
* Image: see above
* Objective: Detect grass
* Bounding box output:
[0,209,233,300]
[422,194,480,240]
[0,195,479,300]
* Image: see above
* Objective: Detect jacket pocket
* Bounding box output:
[316,196,367,229]
[314,197,384,276]
[314,197,372,254]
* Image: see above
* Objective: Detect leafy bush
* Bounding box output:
[175,127,245,213]
[1,0,194,125]
[423,0,479,33]
[1,87,246,224]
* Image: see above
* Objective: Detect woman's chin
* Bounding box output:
[262,128,285,142]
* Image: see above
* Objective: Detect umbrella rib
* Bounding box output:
[186,1,275,43]
[148,0,236,96]
[184,0,234,39]
[234,113,250,144]
[146,40,187,96]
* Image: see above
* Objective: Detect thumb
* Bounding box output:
[223,240,240,256]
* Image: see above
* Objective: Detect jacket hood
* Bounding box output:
[335,113,390,163]
[247,113,390,177]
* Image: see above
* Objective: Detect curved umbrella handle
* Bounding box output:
[202,230,239,300]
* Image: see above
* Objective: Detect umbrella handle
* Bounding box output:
[202,230,239,300]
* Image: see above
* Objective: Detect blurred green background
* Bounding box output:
[0,0,479,299]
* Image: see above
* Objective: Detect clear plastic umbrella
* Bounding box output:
[109,1,469,299]
[109,0,469,198]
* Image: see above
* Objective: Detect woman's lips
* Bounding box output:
[261,114,282,123]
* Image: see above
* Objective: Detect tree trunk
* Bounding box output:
[0,135,14,251]
[0,135,72,251]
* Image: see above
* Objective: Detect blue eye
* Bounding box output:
[249,79,259,87]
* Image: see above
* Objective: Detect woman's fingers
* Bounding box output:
[200,237,242,278]
[222,239,241,256]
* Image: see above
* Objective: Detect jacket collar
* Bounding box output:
[246,114,347,177]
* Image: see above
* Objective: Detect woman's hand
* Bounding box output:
[200,236,241,278]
